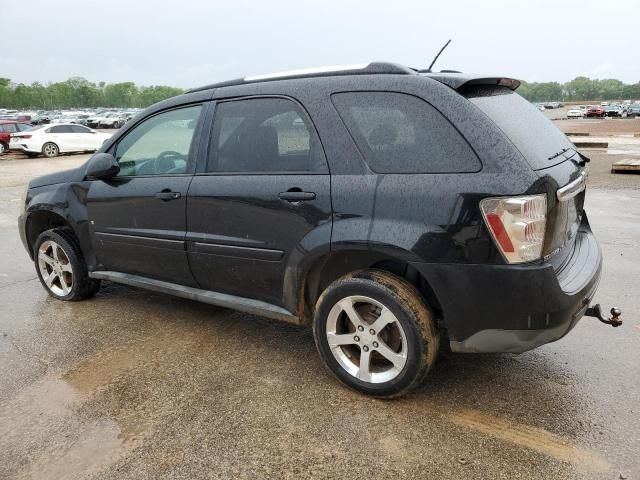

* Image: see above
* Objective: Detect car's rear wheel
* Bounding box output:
[34,228,100,301]
[313,269,440,398]
[0,142,7,154]
[42,142,59,158]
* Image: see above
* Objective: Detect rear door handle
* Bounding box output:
[278,191,316,202]
[155,190,181,201]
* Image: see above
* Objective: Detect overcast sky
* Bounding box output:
[3,0,639,88]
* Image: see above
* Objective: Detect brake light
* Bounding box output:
[480,194,547,264]
[12,134,32,139]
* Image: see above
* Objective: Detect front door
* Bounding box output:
[187,97,332,308]
[87,104,204,286]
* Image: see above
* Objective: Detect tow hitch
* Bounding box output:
[585,304,623,327]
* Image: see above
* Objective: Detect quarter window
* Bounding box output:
[207,98,327,173]
[114,105,202,176]
[332,92,481,173]
[1,124,18,133]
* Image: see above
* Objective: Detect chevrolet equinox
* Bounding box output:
[18,63,620,398]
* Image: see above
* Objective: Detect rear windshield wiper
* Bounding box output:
[548,147,590,167]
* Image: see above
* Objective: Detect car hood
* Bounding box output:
[29,166,85,188]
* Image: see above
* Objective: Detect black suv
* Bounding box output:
[19,63,615,397]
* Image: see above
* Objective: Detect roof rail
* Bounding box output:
[187,62,415,93]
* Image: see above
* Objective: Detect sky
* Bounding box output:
[3,0,639,88]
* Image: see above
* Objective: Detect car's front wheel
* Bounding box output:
[42,142,59,158]
[34,228,100,301]
[313,269,440,398]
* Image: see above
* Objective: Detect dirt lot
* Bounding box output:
[0,119,639,479]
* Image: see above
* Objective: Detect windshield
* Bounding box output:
[464,86,574,170]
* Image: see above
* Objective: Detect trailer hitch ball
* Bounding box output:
[585,304,623,327]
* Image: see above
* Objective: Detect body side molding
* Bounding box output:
[89,271,299,323]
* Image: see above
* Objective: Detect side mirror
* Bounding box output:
[85,152,119,180]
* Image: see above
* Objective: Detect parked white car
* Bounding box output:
[9,124,111,158]
[98,113,125,129]
[567,108,584,118]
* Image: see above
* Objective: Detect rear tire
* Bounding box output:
[313,269,440,398]
[0,142,7,154]
[34,228,101,301]
[42,142,59,158]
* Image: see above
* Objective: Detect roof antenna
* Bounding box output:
[422,39,452,73]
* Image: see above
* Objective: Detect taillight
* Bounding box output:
[480,194,547,264]
[12,134,32,139]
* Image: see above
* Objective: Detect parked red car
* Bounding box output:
[0,120,33,154]
[585,105,605,118]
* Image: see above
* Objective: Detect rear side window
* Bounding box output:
[332,92,480,174]
[47,125,73,133]
[207,97,327,173]
[1,123,18,133]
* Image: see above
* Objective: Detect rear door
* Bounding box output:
[87,104,205,286]
[69,124,100,150]
[186,96,332,307]
[46,125,74,151]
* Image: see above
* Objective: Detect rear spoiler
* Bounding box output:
[421,73,521,91]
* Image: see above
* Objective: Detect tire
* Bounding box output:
[0,142,7,154]
[42,142,59,158]
[313,269,440,398]
[34,228,101,301]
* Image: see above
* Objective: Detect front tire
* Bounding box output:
[313,269,440,398]
[42,142,59,158]
[34,228,101,301]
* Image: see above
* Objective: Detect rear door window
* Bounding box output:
[331,92,480,173]
[207,97,327,173]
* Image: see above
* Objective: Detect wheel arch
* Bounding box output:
[297,248,443,326]
[25,210,69,259]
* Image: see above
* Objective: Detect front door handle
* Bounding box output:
[155,190,181,201]
[278,191,316,202]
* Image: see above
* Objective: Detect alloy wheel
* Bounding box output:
[326,295,408,383]
[37,240,74,296]
[43,143,58,157]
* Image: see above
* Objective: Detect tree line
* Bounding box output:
[1,75,639,109]
[517,77,640,103]
[0,77,184,110]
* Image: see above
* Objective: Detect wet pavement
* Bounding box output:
[1,150,639,479]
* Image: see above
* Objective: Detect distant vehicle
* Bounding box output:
[9,123,111,158]
[52,115,80,124]
[86,114,102,128]
[604,105,624,117]
[626,105,640,118]
[76,114,91,126]
[98,113,125,129]
[0,120,33,154]
[566,108,584,118]
[601,101,609,106]
[545,102,562,109]
[586,105,605,117]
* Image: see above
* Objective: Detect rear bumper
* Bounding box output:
[412,217,602,353]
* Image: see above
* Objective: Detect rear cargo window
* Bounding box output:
[331,92,480,174]
[463,86,574,170]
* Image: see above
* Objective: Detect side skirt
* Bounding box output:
[89,271,300,324]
